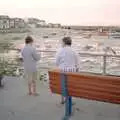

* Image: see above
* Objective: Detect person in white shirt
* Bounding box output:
[21,36,40,96]
[56,37,79,104]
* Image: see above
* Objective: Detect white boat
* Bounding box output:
[109,32,120,39]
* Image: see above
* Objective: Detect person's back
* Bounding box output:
[56,37,79,104]
[56,37,79,72]
[21,36,40,96]
[56,47,78,72]
[22,44,39,72]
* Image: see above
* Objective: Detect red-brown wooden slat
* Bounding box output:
[48,70,120,104]
[50,85,120,98]
[49,73,120,86]
[50,82,120,96]
[68,76,120,85]
[50,80,120,91]
[50,82,120,95]
[50,86,120,104]
[50,87,120,102]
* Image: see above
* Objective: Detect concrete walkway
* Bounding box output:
[0,76,120,120]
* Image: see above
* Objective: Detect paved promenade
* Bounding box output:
[0,76,120,120]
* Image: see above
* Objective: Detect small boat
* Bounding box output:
[109,32,120,39]
[51,33,57,36]
[83,34,92,38]
[43,36,49,38]
[97,31,108,36]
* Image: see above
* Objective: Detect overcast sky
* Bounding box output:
[0,0,120,25]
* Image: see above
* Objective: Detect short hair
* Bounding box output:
[62,37,72,46]
[25,36,33,44]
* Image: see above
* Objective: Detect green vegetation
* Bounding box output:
[0,58,18,76]
[0,42,14,53]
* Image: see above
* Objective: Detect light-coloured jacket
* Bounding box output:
[21,44,40,72]
[56,46,79,72]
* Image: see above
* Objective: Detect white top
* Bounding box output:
[56,46,79,72]
[21,44,40,72]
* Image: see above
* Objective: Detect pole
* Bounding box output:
[103,55,107,75]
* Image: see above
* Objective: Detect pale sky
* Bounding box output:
[0,0,120,25]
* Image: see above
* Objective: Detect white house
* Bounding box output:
[0,15,10,29]
[14,18,25,28]
[38,20,46,26]
[27,18,40,24]
[0,16,25,29]
[53,24,61,28]
[48,23,54,28]
[48,23,61,28]
[9,19,15,28]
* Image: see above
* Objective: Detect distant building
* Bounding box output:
[9,19,15,28]
[0,15,25,30]
[14,18,25,28]
[48,23,54,28]
[37,20,46,26]
[36,22,47,28]
[0,15,62,30]
[27,18,41,24]
[27,18,47,28]
[53,24,61,28]
[0,15,10,29]
[48,23,61,28]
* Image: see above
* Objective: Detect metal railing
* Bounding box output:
[78,52,120,75]
[39,50,120,75]
[0,49,120,76]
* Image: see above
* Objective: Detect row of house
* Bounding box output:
[0,15,25,29]
[27,18,46,27]
[0,15,62,30]
[47,23,61,28]
[27,18,61,28]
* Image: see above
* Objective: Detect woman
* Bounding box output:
[56,37,79,104]
[21,36,40,96]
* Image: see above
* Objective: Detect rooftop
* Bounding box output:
[0,76,120,120]
[0,15,9,19]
